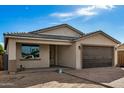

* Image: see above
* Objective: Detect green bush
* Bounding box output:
[0,44,4,55]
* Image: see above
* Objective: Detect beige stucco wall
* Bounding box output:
[40,27,81,37]
[6,39,17,73]
[6,38,73,71]
[75,33,118,69]
[57,43,76,68]
[7,39,16,60]
[16,43,50,69]
[81,34,117,46]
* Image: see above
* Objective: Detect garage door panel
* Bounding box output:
[83,62,112,68]
[83,59,112,68]
[82,46,113,68]
[83,46,113,58]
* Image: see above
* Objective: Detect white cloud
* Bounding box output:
[50,13,73,18]
[94,5,115,10]
[76,6,97,16]
[50,5,115,21]
[75,5,115,16]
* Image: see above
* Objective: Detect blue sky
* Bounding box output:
[0,5,124,45]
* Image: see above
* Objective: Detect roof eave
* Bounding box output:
[4,35,74,42]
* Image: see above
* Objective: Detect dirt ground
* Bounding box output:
[0,67,124,88]
[65,67,124,88]
[0,68,105,88]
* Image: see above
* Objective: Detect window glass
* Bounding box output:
[21,44,40,59]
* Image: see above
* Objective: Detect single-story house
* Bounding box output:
[4,24,121,74]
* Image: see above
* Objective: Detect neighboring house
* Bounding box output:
[4,24,121,74]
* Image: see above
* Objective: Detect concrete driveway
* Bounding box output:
[65,67,124,88]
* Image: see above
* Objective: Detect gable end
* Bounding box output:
[29,24,84,37]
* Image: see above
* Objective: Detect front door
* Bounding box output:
[50,45,56,66]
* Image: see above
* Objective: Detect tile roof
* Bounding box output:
[4,32,80,41]
[3,24,121,44]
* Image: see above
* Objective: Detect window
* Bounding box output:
[21,44,40,59]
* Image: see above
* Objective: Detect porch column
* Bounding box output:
[8,39,17,74]
[114,46,118,66]
[75,42,82,69]
[55,45,58,65]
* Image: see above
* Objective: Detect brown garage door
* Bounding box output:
[82,46,114,68]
